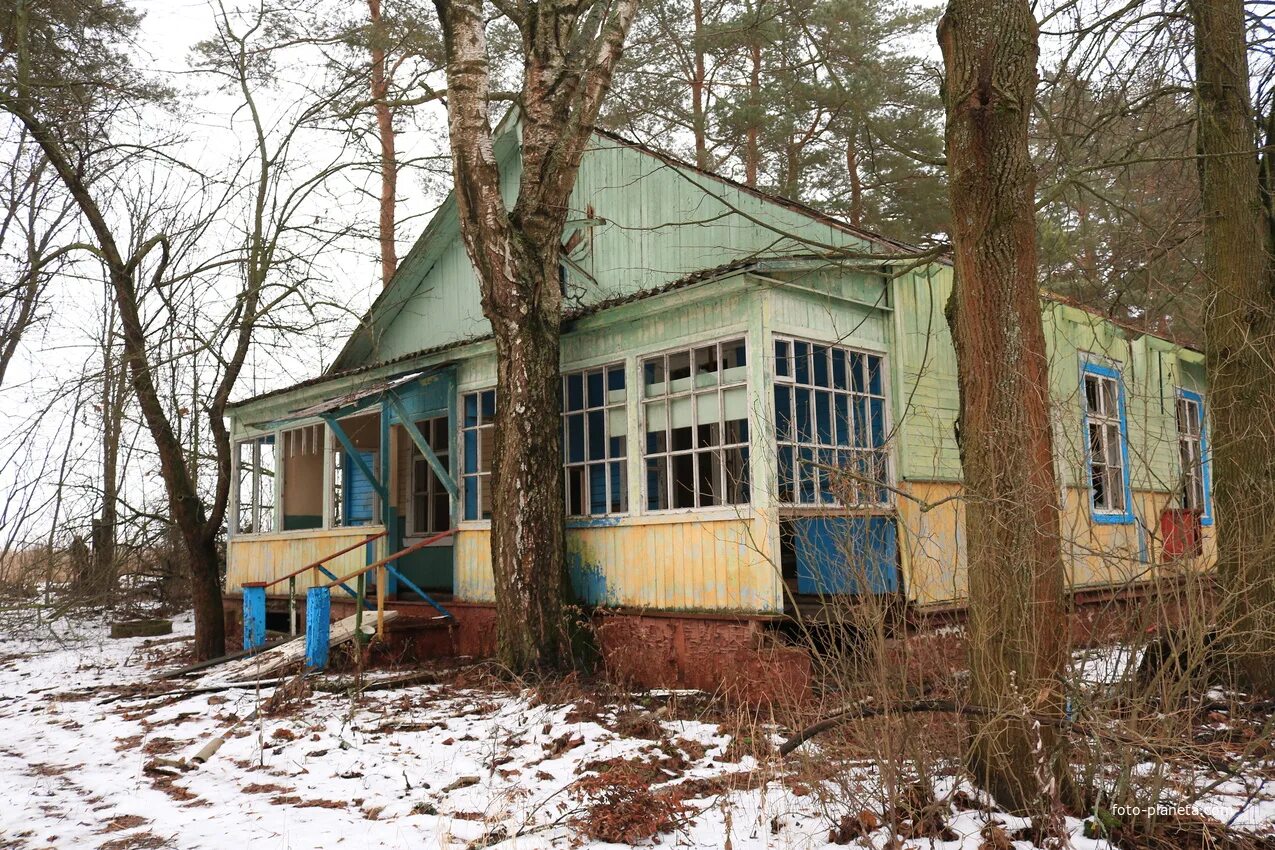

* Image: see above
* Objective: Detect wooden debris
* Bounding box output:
[210,611,400,684]
[110,619,173,639]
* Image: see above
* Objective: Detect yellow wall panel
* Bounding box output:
[454,516,781,613]
[226,526,386,593]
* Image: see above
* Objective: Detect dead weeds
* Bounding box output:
[570,760,696,845]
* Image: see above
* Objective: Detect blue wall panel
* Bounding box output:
[793,516,899,595]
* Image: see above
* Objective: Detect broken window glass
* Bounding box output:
[642,338,750,510]
[773,337,889,506]
[1082,367,1128,515]
[562,364,627,517]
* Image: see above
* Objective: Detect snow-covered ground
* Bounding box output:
[0,609,1270,850]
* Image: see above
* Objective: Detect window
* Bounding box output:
[1082,363,1131,521]
[331,445,344,527]
[462,390,496,520]
[410,417,451,534]
[235,435,276,534]
[1176,390,1210,521]
[563,364,627,516]
[643,338,749,510]
[773,338,890,506]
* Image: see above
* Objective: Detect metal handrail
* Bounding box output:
[326,529,457,638]
[324,529,456,588]
[242,530,388,591]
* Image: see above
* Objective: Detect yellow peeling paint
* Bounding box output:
[900,480,1216,608]
[226,526,385,592]
[455,515,782,613]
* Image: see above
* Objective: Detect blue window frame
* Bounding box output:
[1176,388,1212,526]
[1081,361,1133,524]
[563,363,628,516]
[461,389,496,520]
[774,337,890,506]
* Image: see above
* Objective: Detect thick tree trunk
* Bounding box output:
[368,0,398,288]
[186,534,225,661]
[1189,0,1275,694]
[938,0,1073,818]
[434,0,637,673]
[488,250,570,669]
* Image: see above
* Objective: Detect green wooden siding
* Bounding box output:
[331,129,882,373]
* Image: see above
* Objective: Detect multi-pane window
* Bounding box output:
[563,364,627,516]
[235,435,276,534]
[462,390,496,520]
[1176,391,1206,514]
[773,338,890,506]
[411,417,451,533]
[1083,365,1129,516]
[643,338,750,510]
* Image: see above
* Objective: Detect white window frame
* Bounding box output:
[1175,389,1210,521]
[773,336,892,508]
[640,337,750,513]
[1081,362,1132,521]
[233,434,278,535]
[562,362,629,517]
[460,388,496,522]
[408,416,452,536]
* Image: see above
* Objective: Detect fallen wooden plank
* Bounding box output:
[206,611,400,684]
[159,637,294,680]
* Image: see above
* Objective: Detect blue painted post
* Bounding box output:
[305,586,332,669]
[242,585,266,652]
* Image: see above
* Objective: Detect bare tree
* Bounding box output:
[0,127,78,389]
[2,0,362,659]
[938,0,1074,819]
[431,0,640,671]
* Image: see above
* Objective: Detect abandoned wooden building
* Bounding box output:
[224,120,1213,688]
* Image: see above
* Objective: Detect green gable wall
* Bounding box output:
[332,129,884,372]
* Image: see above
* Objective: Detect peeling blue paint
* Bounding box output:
[305,586,331,668]
[242,586,266,652]
[567,516,624,529]
[567,550,610,605]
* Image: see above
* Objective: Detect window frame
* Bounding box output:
[562,362,629,517]
[1175,388,1212,526]
[640,336,751,514]
[233,434,278,535]
[460,388,497,522]
[408,416,453,537]
[1080,360,1134,525]
[772,335,893,509]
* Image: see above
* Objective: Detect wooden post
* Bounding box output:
[288,576,298,636]
[305,586,331,668]
[242,585,266,652]
[376,566,386,638]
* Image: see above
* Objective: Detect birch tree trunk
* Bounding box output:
[1189,0,1275,695]
[433,0,639,672]
[938,0,1073,817]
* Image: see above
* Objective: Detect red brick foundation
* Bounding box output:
[222,577,1211,702]
[224,594,807,702]
[593,610,810,703]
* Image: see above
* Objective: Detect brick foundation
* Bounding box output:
[221,577,1212,701]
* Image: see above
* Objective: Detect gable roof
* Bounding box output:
[327,122,943,374]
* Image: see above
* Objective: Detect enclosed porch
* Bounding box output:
[227,368,461,626]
